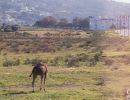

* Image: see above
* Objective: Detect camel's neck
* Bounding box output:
[44,65,48,72]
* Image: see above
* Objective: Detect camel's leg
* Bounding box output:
[43,73,47,92]
[40,75,43,91]
[32,75,37,92]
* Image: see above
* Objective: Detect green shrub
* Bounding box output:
[50,56,64,66]
[3,59,20,67]
[61,41,72,48]
[23,58,31,65]
[95,77,105,86]
[31,58,41,65]
[65,55,79,67]
[23,58,48,65]
[64,52,102,67]
[13,59,20,66]
[4,25,12,32]
[67,57,79,67]
[77,53,89,62]
[61,37,73,48]
[22,32,31,36]
[3,59,13,67]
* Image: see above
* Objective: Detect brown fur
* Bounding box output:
[30,63,48,92]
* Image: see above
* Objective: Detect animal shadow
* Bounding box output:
[3,91,34,96]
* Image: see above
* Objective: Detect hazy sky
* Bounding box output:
[114,0,130,3]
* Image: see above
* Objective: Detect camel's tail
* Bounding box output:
[29,72,33,77]
[29,67,35,77]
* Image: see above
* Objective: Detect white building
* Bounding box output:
[89,16,130,30]
[89,17,114,30]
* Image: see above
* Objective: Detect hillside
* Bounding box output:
[0,27,130,99]
[0,29,105,100]
[100,32,130,100]
[0,0,130,24]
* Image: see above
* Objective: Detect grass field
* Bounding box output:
[0,28,105,100]
[101,32,130,100]
[0,66,105,100]
[1,28,130,100]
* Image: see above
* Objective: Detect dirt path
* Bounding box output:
[104,62,130,100]
[0,84,32,90]
[0,84,81,91]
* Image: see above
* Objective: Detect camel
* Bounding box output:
[30,63,48,92]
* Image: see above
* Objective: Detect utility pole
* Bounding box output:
[123,16,126,36]
[119,16,122,35]
[128,15,130,36]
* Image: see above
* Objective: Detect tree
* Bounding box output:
[0,24,19,32]
[34,16,90,29]
[72,17,81,28]
[79,18,90,28]
[72,17,90,29]
[4,25,12,32]
[11,25,19,32]
[58,18,68,27]
[34,16,57,27]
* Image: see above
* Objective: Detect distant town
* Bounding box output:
[90,15,130,36]
[1,15,130,36]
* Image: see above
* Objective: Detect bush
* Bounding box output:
[87,53,101,67]
[31,58,43,65]
[23,58,48,65]
[61,41,72,48]
[22,32,31,37]
[23,58,31,65]
[3,59,12,67]
[95,77,105,86]
[50,56,64,66]
[3,59,20,67]
[61,37,73,48]
[77,53,89,62]
[103,58,113,66]
[67,57,79,67]
[4,25,12,32]
[14,59,20,66]
[22,48,31,53]
[65,55,79,67]
[64,52,102,67]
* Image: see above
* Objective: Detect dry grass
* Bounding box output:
[103,65,130,100]
[102,31,130,100]
[1,28,130,99]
